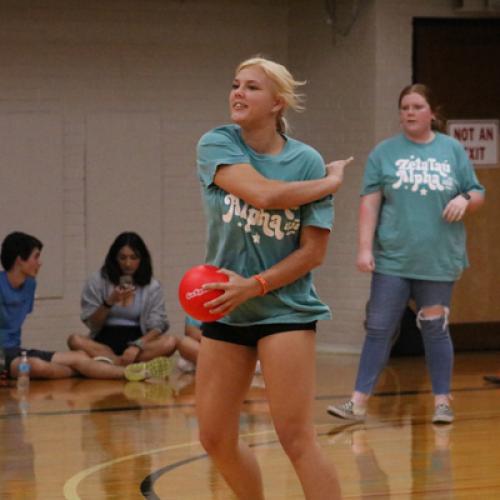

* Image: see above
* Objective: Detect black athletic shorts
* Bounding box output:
[93,325,143,355]
[201,321,317,347]
[4,347,55,376]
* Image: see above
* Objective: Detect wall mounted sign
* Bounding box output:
[447,120,499,167]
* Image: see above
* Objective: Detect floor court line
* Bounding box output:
[57,407,500,498]
[3,384,496,421]
[62,383,499,498]
[62,425,312,499]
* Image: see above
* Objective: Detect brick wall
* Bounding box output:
[0,0,487,353]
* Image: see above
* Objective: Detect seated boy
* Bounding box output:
[0,232,169,381]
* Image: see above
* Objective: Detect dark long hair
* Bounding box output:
[101,232,153,286]
[398,83,446,133]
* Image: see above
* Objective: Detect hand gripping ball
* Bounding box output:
[178,264,229,322]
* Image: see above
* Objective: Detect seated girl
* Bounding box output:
[68,232,175,366]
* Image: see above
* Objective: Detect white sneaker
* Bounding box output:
[327,400,366,421]
[176,357,196,373]
[432,404,454,424]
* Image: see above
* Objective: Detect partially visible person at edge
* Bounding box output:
[195,56,352,500]
[175,316,202,373]
[327,83,485,425]
[176,315,263,375]
[0,231,169,381]
[69,232,182,369]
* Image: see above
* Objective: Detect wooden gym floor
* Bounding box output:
[1,350,499,499]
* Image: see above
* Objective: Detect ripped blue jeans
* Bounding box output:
[354,272,454,396]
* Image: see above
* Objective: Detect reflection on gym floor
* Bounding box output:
[1,351,499,499]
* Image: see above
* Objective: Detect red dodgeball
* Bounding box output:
[178,264,229,322]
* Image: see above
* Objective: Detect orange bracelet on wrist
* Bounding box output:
[252,274,270,296]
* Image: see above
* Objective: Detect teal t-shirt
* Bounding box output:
[185,314,202,329]
[362,132,485,281]
[196,124,333,325]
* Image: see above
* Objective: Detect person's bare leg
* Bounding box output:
[185,323,202,342]
[67,333,120,363]
[51,351,125,379]
[137,334,177,362]
[352,390,370,406]
[10,355,76,379]
[177,336,200,364]
[259,331,341,500]
[196,337,264,500]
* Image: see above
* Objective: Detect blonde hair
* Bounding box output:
[236,57,306,134]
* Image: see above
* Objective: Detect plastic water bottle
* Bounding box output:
[17,350,31,391]
[17,351,30,416]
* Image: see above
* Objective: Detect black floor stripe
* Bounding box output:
[0,384,498,419]
[139,412,500,499]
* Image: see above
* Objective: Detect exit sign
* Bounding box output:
[447,120,498,167]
